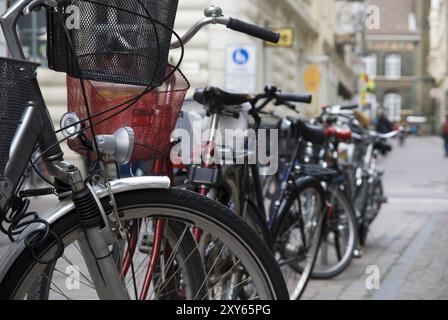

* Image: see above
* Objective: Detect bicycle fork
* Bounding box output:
[63,164,130,300]
[49,162,129,300]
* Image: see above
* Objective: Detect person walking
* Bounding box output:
[376,111,392,134]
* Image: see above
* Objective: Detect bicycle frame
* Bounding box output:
[190,99,322,250]
[0,0,64,214]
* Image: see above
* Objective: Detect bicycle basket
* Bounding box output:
[0,58,39,178]
[47,0,179,87]
[67,66,190,161]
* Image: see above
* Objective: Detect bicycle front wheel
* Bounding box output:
[0,189,288,300]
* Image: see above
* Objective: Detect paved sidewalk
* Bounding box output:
[302,136,448,300]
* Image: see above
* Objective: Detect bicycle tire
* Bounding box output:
[274,178,326,300]
[359,179,384,246]
[309,185,357,280]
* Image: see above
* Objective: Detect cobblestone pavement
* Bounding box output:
[1,136,447,300]
[302,136,448,300]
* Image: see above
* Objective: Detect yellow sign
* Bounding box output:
[304,64,321,93]
[266,28,294,47]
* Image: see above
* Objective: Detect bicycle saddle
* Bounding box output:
[288,118,326,145]
[194,87,252,110]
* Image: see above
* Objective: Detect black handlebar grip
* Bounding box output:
[277,93,313,104]
[227,18,280,43]
[340,104,358,110]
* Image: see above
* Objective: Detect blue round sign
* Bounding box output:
[232,48,250,65]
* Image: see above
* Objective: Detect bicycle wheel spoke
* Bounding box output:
[48,287,72,300]
[201,259,242,300]
[61,254,94,288]
[211,276,254,301]
[153,227,198,298]
[193,243,227,300]
[42,273,72,300]
[155,241,200,296]
[53,268,95,290]
[125,252,149,287]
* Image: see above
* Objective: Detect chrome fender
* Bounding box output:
[0,176,170,283]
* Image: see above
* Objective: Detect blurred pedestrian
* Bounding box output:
[376,111,392,134]
[442,116,448,157]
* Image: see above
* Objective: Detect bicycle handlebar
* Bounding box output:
[251,86,312,118]
[277,93,313,104]
[227,18,280,43]
[170,6,279,49]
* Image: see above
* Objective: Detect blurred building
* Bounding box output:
[428,0,448,131]
[174,0,365,117]
[363,0,433,131]
[1,0,365,135]
[2,0,366,121]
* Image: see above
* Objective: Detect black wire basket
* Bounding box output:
[0,58,38,178]
[46,0,179,87]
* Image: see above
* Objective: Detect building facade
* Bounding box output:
[1,0,365,140]
[174,0,364,117]
[1,0,366,120]
[428,0,448,131]
[363,0,433,131]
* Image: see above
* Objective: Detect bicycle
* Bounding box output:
[0,0,288,300]
[260,105,358,280]
[175,85,328,299]
[318,105,395,246]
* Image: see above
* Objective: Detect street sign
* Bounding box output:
[226,45,257,93]
[304,64,321,93]
[265,28,294,47]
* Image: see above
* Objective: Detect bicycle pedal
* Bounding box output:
[353,249,363,259]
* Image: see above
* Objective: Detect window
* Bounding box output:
[363,53,377,78]
[384,93,402,121]
[408,13,417,32]
[385,53,402,79]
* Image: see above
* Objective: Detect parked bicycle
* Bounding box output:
[0,0,289,300]
[260,103,396,280]
[317,105,395,246]
[175,85,338,299]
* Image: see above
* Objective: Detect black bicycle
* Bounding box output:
[177,85,333,299]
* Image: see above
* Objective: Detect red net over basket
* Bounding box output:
[67,66,189,161]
